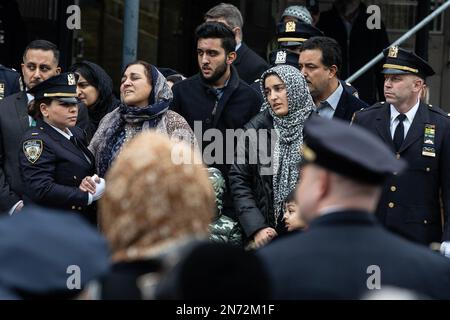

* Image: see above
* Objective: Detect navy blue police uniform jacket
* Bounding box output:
[258,210,450,299]
[352,101,450,244]
[19,119,96,223]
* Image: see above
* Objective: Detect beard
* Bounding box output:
[200,60,228,85]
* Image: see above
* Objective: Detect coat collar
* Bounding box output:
[15,91,30,132]
[197,65,241,127]
[37,119,92,165]
[308,210,378,229]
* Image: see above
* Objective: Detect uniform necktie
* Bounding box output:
[70,135,92,164]
[393,113,407,152]
[70,136,79,148]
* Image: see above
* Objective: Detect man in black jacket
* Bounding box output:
[259,115,450,299]
[299,36,368,122]
[0,40,89,214]
[204,3,269,84]
[170,22,262,219]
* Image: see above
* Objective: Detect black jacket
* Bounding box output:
[228,109,278,238]
[352,102,450,244]
[0,91,89,213]
[317,3,389,104]
[259,210,450,299]
[334,83,369,121]
[170,65,262,218]
[234,43,269,84]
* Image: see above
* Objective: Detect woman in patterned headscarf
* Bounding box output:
[89,60,196,177]
[229,64,314,249]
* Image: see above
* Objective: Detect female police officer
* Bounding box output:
[19,73,104,224]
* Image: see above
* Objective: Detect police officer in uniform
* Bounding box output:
[19,73,104,224]
[276,20,359,97]
[258,115,450,299]
[0,64,21,100]
[352,46,450,251]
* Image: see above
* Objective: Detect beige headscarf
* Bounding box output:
[99,131,215,262]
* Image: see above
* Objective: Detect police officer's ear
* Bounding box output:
[55,66,62,75]
[328,64,338,79]
[40,102,50,118]
[226,51,237,65]
[412,76,424,93]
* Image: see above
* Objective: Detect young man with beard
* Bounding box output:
[170,22,262,220]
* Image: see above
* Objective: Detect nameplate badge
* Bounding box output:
[422,124,436,157]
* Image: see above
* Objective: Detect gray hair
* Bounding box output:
[204,3,243,29]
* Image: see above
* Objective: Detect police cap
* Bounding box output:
[27,72,79,104]
[382,46,435,79]
[302,115,407,185]
[277,21,323,48]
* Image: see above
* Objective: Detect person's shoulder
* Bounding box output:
[235,78,262,99]
[172,74,200,89]
[357,101,386,114]
[0,90,24,105]
[425,103,450,120]
[21,125,50,148]
[257,230,306,259]
[344,89,369,108]
[164,110,189,124]
[245,109,272,130]
[0,64,19,76]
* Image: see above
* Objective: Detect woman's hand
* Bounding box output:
[79,175,99,194]
[253,227,278,249]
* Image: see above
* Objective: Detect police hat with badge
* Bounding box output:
[276,20,323,48]
[382,46,435,79]
[302,115,407,185]
[27,72,79,104]
[269,49,300,69]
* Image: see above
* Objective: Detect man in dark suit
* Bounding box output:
[0,40,88,214]
[352,46,450,252]
[204,3,269,84]
[299,36,368,122]
[258,115,450,299]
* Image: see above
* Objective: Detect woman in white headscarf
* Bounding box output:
[229,64,314,248]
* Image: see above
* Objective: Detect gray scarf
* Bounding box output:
[260,65,314,224]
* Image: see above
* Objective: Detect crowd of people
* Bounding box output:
[0,1,449,300]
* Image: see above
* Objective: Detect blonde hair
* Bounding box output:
[100,131,215,262]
